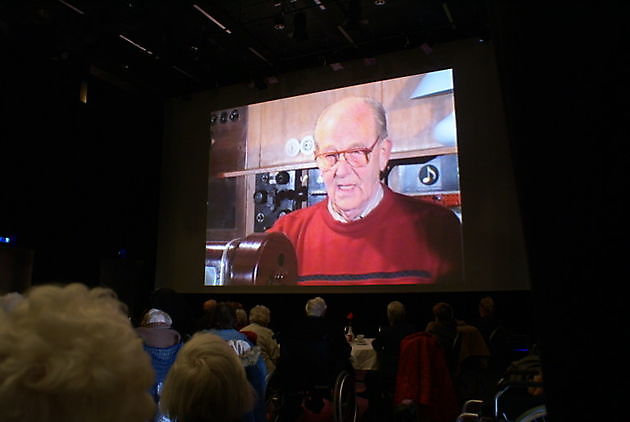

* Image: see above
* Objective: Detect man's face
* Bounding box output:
[314,99,391,221]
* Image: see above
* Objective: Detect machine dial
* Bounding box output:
[275,171,290,185]
[253,190,268,204]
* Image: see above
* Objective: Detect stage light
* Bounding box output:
[193,4,232,34]
[57,0,84,15]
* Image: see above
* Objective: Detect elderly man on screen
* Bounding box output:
[268,96,463,286]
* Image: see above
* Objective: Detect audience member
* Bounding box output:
[426,302,459,351]
[242,304,280,375]
[136,308,183,421]
[276,297,352,420]
[426,302,459,373]
[160,332,254,422]
[365,301,417,421]
[136,307,182,348]
[203,298,218,312]
[196,298,218,332]
[0,291,23,312]
[0,283,155,422]
[471,296,501,346]
[145,287,195,340]
[236,307,249,330]
[203,302,268,422]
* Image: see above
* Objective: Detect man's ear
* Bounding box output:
[379,138,392,171]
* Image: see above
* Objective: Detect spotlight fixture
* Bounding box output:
[374,0,386,4]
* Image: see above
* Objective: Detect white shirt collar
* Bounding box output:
[328,183,384,223]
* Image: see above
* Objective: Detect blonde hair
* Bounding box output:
[160,332,254,422]
[249,305,271,326]
[0,283,155,422]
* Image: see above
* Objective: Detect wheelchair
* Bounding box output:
[456,378,546,422]
[267,369,358,422]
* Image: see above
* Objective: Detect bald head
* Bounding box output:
[314,96,388,150]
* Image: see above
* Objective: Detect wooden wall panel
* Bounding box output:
[245,104,263,170]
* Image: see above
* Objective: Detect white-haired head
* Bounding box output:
[305,297,327,317]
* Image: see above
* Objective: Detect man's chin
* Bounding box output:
[331,200,362,220]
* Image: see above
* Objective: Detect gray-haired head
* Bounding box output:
[305,297,327,317]
[387,301,406,325]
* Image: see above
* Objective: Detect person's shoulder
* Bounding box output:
[387,188,459,221]
[268,201,326,231]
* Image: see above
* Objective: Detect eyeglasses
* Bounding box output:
[314,137,380,170]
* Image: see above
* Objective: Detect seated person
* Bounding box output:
[136,308,183,420]
[0,283,155,422]
[276,297,352,419]
[267,96,463,286]
[241,304,280,376]
[160,332,254,422]
[202,302,267,422]
[136,307,182,348]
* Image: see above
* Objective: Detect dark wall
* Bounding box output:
[0,42,162,306]
[490,3,627,421]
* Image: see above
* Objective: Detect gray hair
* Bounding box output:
[0,283,155,422]
[305,297,327,317]
[387,301,406,325]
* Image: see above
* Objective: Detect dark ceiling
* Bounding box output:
[1,0,492,98]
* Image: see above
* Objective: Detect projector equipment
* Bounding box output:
[204,232,297,286]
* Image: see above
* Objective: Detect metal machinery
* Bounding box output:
[204,232,297,286]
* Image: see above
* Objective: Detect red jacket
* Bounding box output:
[395,332,459,422]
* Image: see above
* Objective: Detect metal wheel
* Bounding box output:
[515,404,547,422]
[332,370,357,422]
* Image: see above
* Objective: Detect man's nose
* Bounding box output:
[332,155,353,176]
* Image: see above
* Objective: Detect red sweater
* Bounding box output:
[267,186,463,286]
